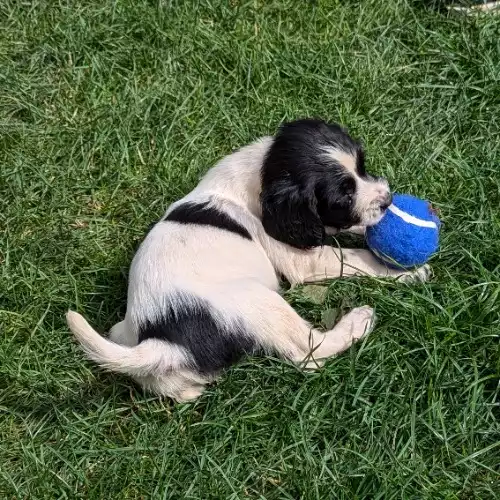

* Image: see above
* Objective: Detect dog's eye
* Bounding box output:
[346,194,353,205]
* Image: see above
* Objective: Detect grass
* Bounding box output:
[0,0,499,497]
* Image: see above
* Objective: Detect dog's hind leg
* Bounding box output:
[109,319,138,347]
[235,287,375,368]
[134,369,211,403]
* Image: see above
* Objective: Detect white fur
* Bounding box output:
[67,137,430,402]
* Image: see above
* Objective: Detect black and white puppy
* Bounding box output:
[67,119,430,401]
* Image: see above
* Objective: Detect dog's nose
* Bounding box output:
[380,192,393,210]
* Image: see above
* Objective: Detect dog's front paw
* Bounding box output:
[398,264,432,284]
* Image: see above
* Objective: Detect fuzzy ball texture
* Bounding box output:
[366,194,441,269]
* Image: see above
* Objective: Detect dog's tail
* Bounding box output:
[66,310,185,377]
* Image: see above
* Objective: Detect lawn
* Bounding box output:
[1,0,499,498]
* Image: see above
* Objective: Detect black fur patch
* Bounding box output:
[165,201,252,240]
[356,148,366,175]
[138,294,258,374]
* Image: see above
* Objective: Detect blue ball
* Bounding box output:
[365,194,441,269]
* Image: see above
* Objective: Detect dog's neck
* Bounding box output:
[192,136,273,218]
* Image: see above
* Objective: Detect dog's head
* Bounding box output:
[261,118,391,249]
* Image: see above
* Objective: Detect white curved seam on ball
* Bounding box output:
[387,204,438,229]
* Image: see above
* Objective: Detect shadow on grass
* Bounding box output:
[6,370,167,426]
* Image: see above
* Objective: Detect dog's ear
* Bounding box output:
[261,183,325,249]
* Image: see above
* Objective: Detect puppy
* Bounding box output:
[67,118,430,402]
